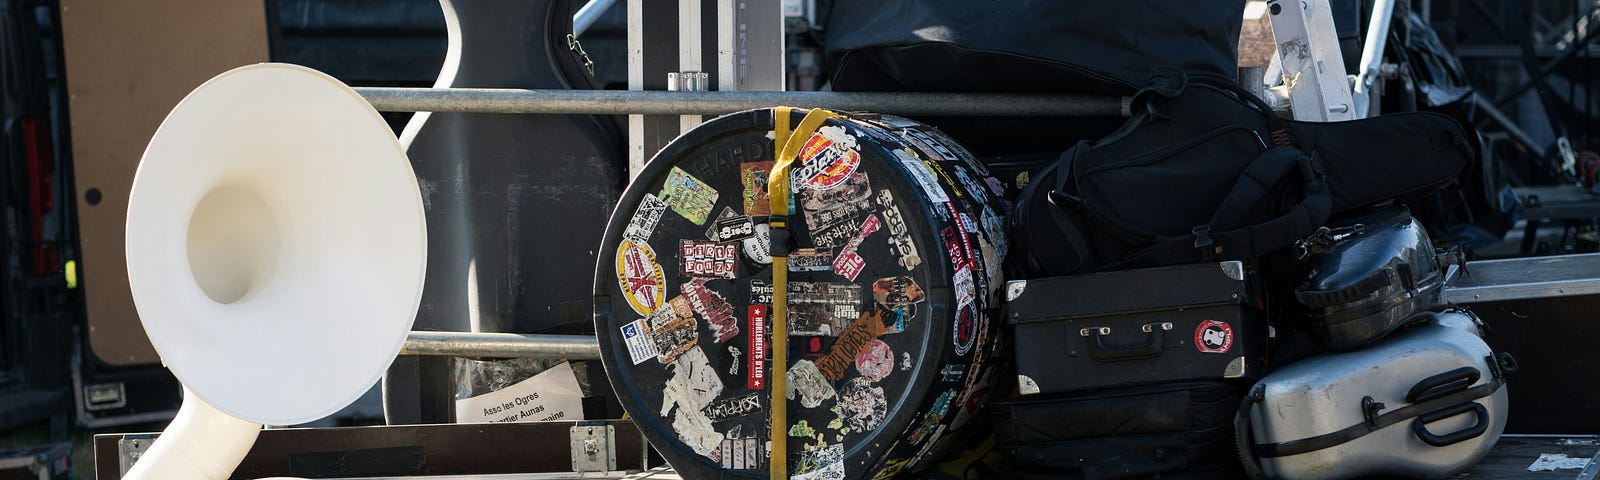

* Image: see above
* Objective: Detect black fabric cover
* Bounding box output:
[1008,69,1477,279]
[822,1,1246,94]
[992,381,1244,480]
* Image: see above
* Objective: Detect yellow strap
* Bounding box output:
[766,107,841,479]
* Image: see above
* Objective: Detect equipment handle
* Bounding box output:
[1406,367,1482,403]
[1412,402,1490,447]
[1085,325,1166,361]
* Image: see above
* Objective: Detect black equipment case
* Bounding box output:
[1004,260,1265,395]
[991,381,1243,479]
[1295,207,1458,350]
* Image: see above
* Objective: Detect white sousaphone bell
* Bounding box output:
[122,63,427,480]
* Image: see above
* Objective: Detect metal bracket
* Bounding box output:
[1267,0,1357,121]
[570,422,617,474]
[117,434,158,477]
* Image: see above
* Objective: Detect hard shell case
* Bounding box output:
[1238,310,1512,480]
[1005,261,1265,395]
[1294,207,1452,349]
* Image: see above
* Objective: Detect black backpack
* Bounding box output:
[1009,68,1476,279]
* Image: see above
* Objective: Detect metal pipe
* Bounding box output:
[402,332,602,359]
[355,87,1132,117]
[1474,94,1546,153]
[572,0,618,37]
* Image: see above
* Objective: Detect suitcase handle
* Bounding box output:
[1412,402,1490,447]
[1082,323,1169,361]
[1406,367,1481,403]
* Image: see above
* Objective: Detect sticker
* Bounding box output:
[959,213,979,238]
[662,166,719,225]
[908,390,955,444]
[712,212,757,242]
[743,223,772,265]
[873,276,927,308]
[952,305,977,356]
[793,444,845,480]
[855,339,894,382]
[947,202,975,270]
[942,226,970,271]
[789,420,816,438]
[624,193,668,243]
[680,240,739,278]
[874,190,923,270]
[702,392,764,423]
[793,125,862,191]
[648,297,698,364]
[902,126,959,162]
[892,148,949,203]
[984,177,1007,198]
[748,305,767,389]
[939,364,966,382]
[750,281,774,305]
[980,209,1009,260]
[953,168,989,205]
[871,458,911,480]
[719,437,766,470]
[805,204,876,242]
[840,377,887,432]
[832,251,866,282]
[800,171,873,219]
[952,268,976,309]
[1196,319,1234,354]
[740,161,774,216]
[616,239,666,316]
[817,309,889,381]
[830,214,881,281]
[788,247,835,272]
[901,352,912,371]
[787,282,863,337]
[812,217,867,250]
[786,360,837,409]
[661,346,725,458]
[620,319,659,365]
[728,346,741,375]
[683,280,739,343]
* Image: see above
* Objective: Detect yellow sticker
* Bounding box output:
[616,239,666,316]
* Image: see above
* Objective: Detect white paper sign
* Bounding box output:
[455,362,585,424]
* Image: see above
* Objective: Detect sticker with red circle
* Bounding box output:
[1194,320,1234,354]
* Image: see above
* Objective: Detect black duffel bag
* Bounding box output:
[1009,68,1476,279]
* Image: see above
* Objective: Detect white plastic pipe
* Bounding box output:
[122,389,262,480]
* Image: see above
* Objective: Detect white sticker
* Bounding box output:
[743,223,772,265]
[892,148,949,203]
[454,362,585,424]
[624,193,668,243]
[620,319,659,365]
[953,268,976,309]
[786,360,837,409]
[661,347,726,458]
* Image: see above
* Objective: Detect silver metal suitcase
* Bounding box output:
[1237,310,1514,480]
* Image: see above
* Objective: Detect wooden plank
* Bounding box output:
[58,0,269,366]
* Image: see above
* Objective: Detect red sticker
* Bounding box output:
[748,305,766,389]
[1195,320,1234,354]
[680,240,739,278]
